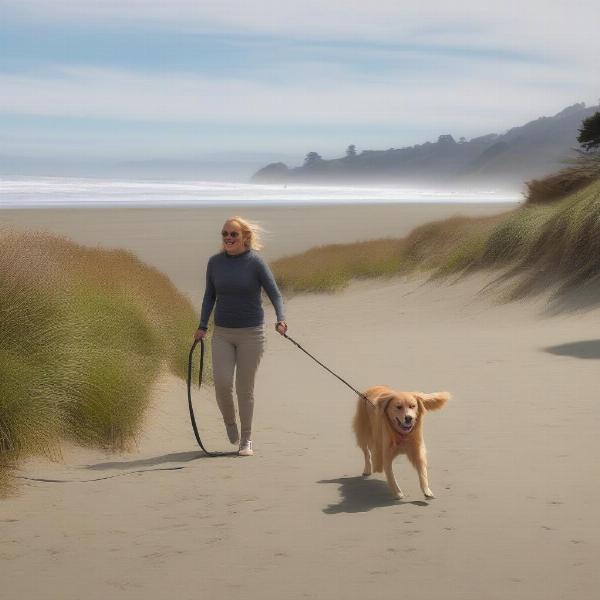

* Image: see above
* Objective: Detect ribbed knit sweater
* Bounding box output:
[198,250,285,329]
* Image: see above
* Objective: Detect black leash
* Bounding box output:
[187,338,236,456]
[187,332,376,455]
[282,333,374,407]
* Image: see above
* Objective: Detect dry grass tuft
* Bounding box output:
[0,230,201,494]
[525,153,600,205]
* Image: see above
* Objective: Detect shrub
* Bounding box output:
[578,111,600,151]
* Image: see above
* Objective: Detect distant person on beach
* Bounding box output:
[194,216,287,456]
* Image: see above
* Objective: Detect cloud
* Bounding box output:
[4,2,598,125]
[0,61,594,133]
[5,0,600,63]
[1,1,598,158]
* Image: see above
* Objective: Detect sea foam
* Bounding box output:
[0,176,520,208]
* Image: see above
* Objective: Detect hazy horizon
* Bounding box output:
[0,151,305,182]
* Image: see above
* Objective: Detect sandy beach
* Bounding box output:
[0,202,512,302]
[2,201,599,599]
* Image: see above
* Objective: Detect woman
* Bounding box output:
[194,216,287,456]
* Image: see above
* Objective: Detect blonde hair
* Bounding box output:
[223,216,264,251]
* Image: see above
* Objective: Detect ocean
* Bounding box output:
[0,176,520,208]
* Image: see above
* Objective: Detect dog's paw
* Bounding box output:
[423,488,435,499]
[394,490,404,499]
[362,469,372,476]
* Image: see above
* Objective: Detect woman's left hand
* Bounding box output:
[275,321,288,336]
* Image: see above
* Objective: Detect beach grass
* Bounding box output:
[525,152,600,205]
[402,214,505,274]
[272,239,407,293]
[475,179,600,279]
[0,231,202,490]
[271,214,505,291]
[271,177,600,296]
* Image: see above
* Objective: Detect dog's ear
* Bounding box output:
[377,394,395,414]
[415,391,450,412]
[370,393,396,425]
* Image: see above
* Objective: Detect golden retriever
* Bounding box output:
[353,386,450,499]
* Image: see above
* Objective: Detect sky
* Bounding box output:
[0,0,599,177]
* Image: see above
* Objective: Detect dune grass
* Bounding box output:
[402,214,506,276]
[472,180,600,275]
[271,178,600,298]
[272,238,407,293]
[271,214,506,292]
[0,231,202,492]
[525,153,600,205]
[515,179,600,293]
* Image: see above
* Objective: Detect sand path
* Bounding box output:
[3,273,600,599]
[0,202,512,301]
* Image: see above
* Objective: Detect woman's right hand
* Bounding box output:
[194,328,207,341]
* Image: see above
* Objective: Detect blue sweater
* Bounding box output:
[199,250,285,329]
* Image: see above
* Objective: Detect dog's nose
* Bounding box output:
[405,415,413,424]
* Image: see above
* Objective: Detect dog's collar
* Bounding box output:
[389,429,409,447]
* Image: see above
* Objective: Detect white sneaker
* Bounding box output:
[238,439,253,456]
[226,423,239,445]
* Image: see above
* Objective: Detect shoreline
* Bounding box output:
[0,176,522,209]
[0,199,521,209]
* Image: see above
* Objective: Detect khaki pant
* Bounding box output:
[211,325,265,438]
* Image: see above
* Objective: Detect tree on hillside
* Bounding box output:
[304,151,323,165]
[345,144,357,157]
[578,112,600,151]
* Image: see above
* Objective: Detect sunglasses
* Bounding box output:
[221,230,240,238]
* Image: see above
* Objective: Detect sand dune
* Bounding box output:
[2,203,599,599]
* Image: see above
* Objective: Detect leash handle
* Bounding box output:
[282,333,374,406]
[187,339,237,456]
[187,339,213,454]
